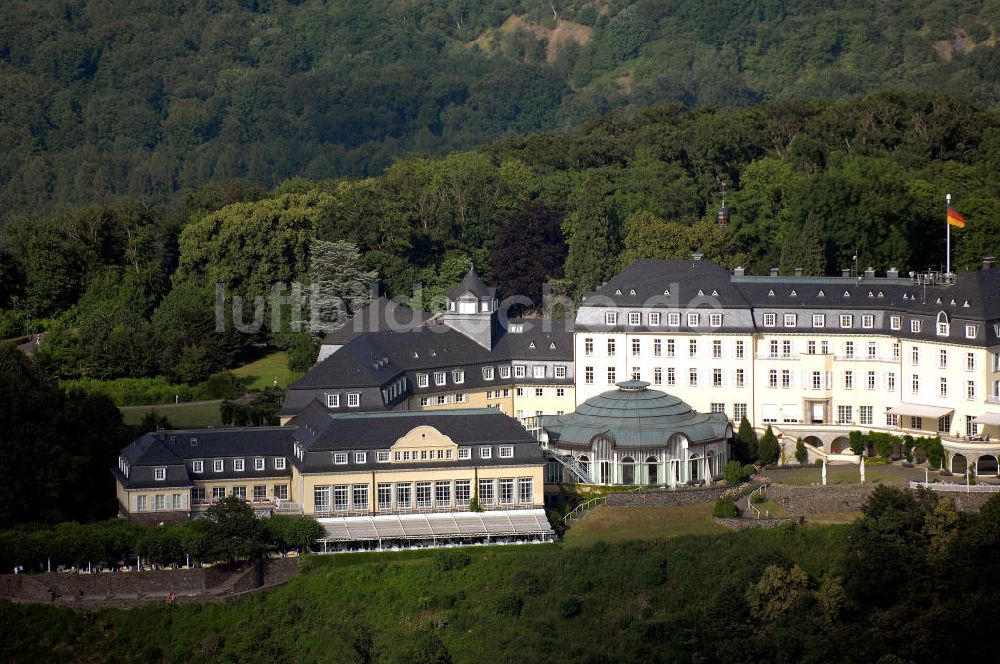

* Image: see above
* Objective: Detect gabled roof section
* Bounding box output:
[445,266,496,300]
[322,297,432,346]
[582,259,750,308]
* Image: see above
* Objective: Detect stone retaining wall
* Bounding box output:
[714,517,797,530]
[767,483,994,516]
[606,485,730,507]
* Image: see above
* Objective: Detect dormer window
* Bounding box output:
[326,394,340,408]
[192,460,204,474]
[509,323,524,333]
[452,370,464,384]
[274,458,286,470]
[966,325,977,339]
[254,457,265,471]
[533,365,545,379]
[649,312,661,326]
[499,366,511,379]
[687,312,700,327]
[213,459,224,473]
[710,313,723,327]
[840,314,853,328]
[482,367,494,380]
[936,312,950,336]
[628,312,641,325]
[154,467,166,481]
[514,365,526,378]
[911,320,922,333]
[434,372,446,386]
[234,458,245,472]
[605,311,618,325]
[347,393,360,407]
[417,373,429,388]
[812,314,825,328]
[668,312,680,326]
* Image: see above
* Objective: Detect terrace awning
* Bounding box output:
[887,403,954,419]
[317,509,554,543]
[973,413,1000,426]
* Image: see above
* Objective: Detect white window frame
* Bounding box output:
[154,467,166,481]
[783,313,797,327]
[687,312,700,327]
[499,366,511,379]
[862,314,874,329]
[514,365,526,378]
[710,313,723,327]
[668,312,681,326]
[812,314,825,328]
[532,365,545,379]
[213,459,224,473]
[254,457,265,471]
[840,314,853,329]
[649,312,661,326]
[480,446,492,459]
[966,325,977,339]
[355,452,367,464]
[452,370,464,384]
[192,460,204,474]
[377,450,390,463]
[347,393,360,407]
[628,312,641,325]
[234,458,245,472]
[274,457,286,470]
[326,393,340,408]
[763,313,777,327]
[499,446,514,458]
[458,447,471,460]
[417,374,429,388]
[434,371,446,386]
[911,320,922,333]
[605,311,617,325]
[482,367,494,380]
[334,452,348,465]
[890,316,901,330]
[554,365,567,379]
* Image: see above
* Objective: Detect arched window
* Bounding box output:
[621,456,635,485]
[937,311,950,336]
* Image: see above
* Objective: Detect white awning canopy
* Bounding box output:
[888,403,954,418]
[973,413,1000,426]
[318,509,554,543]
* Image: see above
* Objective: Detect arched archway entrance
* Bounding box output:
[621,457,635,485]
[803,436,823,452]
[831,436,851,454]
[646,456,658,485]
[951,453,968,474]
[977,455,998,477]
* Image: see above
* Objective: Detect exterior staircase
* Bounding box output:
[550,454,591,483]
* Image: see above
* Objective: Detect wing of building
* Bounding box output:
[572,255,1000,476]
[282,266,575,432]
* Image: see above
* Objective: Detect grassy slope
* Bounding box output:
[230,352,299,391]
[563,503,726,546]
[0,513,848,663]
[119,401,223,429]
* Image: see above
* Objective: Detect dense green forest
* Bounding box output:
[2,91,999,391]
[3,0,1000,219]
[3,488,999,663]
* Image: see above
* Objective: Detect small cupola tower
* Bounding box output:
[440,266,499,349]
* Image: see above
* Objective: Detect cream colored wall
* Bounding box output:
[511,385,575,418]
[117,481,192,514]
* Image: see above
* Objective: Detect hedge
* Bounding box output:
[61,371,247,406]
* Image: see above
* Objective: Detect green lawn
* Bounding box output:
[768,464,923,486]
[120,401,223,429]
[231,351,300,390]
[562,503,727,546]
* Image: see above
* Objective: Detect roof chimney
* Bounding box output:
[984,256,996,270]
[842,269,851,278]
[794,267,803,278]
[769,267,779,277]
[691,252,704,261]
[887,267,899,279]
[733,266,745,277]
[864,266,875,279]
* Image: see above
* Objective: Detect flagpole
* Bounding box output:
[946,193,951,275]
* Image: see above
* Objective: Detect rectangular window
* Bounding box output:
[191,487,206,504]
[668,312,681,326]
[890,316,901,330]
[940,377,948,398]
[837,405,853,424]
[967,353,976,371]
[584,338,593,356]
[326,394,340,408]
[213,459,224,473]
[347,393,360,407]
[452,370,464,384]
[840,314,853,328]
[499,366,511,379]
[812,314,825,328]
[887,372,896,391]
[334,452,348,465]
[518,478,533,504]
[862,315,874,329]
[275,457,286,471]
[735,340,744,359]
[253,485,267,501]
[533,365,545,379]
[769,369,778,388]
[154,467,166,481]
[653,367,662,385]
[377,450,390,463]
[893,343,900,360]
[689,339,697,358]
[784,313,797,327]
[192,460,204,474]
[514,365,526,378]
[844,341,855,359]
[966,325,977,339]
[212,486,226,501]
[254,457,265,471]
[812,371,822,390]
[911,347,920,365]
[631,339,641,356]
[868,342,877,359]
[234,458,245,472]
[480,446,492,459]
[712,340,722,359]
[714,368,724,387]
[911,320,922,333]
[844,371,854,389]
[396,483,412,509]
[667,367,676,385]
[417,374,429,388]
[585,366,594,384]
[605,311,617,325]
[763,313,777,327]
[478,479,494,505]
[939,349,948,368]
[653,339,662,357]
[435,481,451,507]
[416,482,432,508]
[711,402,725,414]
[377,483,392,510]
[555,365,567,379]
[607,339,616,356]
[687,312,700,327]
[867,371,876,390]
[710,313,723,327]
[911,416,923,430]
[151,494,164,511]
[886,413,899,428]
[437,395,447,405]
[556,387,565,397]
[607,367,616,385]
[499,446,514,458]
[352,485,369,511]
[912,374,920,394]
[667,339,675,357]
[783,340,792,358]
[734,403,748,422]
[628,312,641,325]
[689,368,698,387]
[938,414,952,434]
[807,340,816,355]
[419,397,429,406]
[333,485,349,512]
[498,478,515,504]
[937,321,950,336]
[482,366,494,380]
[736,368,745,387]
[314,486,330,512]
[967,380,976,401]
[434,371,446,386]
[649,312,661,326]
[135,495,147,512]
[860,406,873,426]
[782,369,791,388]
[274,484,288,500]
[354,452,367,464]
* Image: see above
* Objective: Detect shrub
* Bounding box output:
[713,498,738,518]
[724,460,750,485]
[743,463,756,478]
[848,430,866,456]
[794,438,808,465]
[266,515,324,551]
[750,492,766,505]
[757,426,779,465]
[434,551,471,572]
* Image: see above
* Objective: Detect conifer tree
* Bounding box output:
[734,416,759,463]
[758,425,780,465]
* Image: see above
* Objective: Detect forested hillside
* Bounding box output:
[3,0,1000,219]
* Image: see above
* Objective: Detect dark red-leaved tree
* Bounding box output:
[490,201,567,316]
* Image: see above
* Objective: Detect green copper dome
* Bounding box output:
[542,382,731,448]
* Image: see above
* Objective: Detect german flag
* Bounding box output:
[947,206,966,228]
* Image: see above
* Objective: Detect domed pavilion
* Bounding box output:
[539,381,732,486]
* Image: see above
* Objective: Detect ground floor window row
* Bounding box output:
[554,449,727,486]
[185,483,289,507]
[132,492,189,512]
[312,478,535,514]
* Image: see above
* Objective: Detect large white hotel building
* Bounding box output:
[572,256,1000,471]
